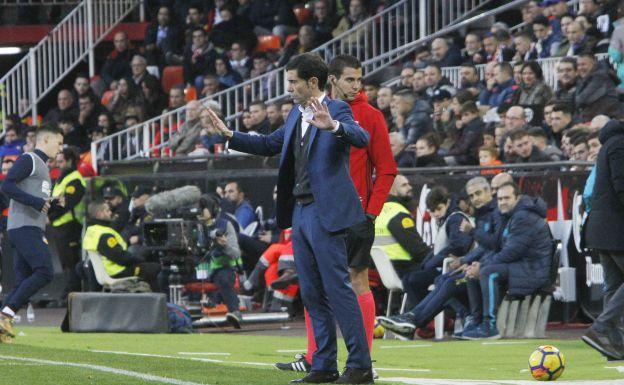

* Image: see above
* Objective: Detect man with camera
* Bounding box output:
[195,194,243,328]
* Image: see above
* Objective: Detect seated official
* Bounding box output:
[83,201,161,291]
[195,194,243,328]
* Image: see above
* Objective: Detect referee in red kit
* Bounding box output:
[276,55,397,376]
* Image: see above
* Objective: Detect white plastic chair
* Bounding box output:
[87,250,139,291]
[433,257,455,340]
[255,206,264,227]
[241,221,258,236]
[370,247,408,318]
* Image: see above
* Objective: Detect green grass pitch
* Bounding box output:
[0,327,622,384]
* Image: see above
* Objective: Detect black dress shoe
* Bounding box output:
[290,370,339,383]
[582,327,624,361]
[335,368,374,384]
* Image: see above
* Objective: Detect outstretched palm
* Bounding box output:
[305,98,336,130]
[206,108,232,138]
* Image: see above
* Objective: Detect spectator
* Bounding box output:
[169,101,203,156]
[0,127,25,159]
[516,61,554,116]
[587,130,601,161]
[107,78,142,127]
[554,14,577,56]
[281,100,294,122]
[167,85,187,112]
[199,103,227,154]
[570,134,590,161]
[129,55,157,87]
[479,62,516,108]
[564,21,597,56]
[528,126,564,161]
[140,76,168,120]
[555,57,579,107]
[210,3,256,52]
[392,89,433,144]
[247,101,271,134]
[248,0,297,39]
[445,101,484,165]
[266,102,283,132]
[102,185,130,232]
[77,93,106,134]
[377,86,393,128]
[229,42,253,80]
[431,89,454,139]
[510,129,552,163]
[462,182,552,339]
[479,146,503,174]
[504,106,529,132]
[58,113,88,152]
[214,55,243,89]
[44,90,77,125]
[575,54,624,120]
[389,132,416,167]
[399,67,415,90]
[483,33,514,62]
[424,63,456,100]
[415,133,446,167]
[224,181,257,229]
[96,111,116,136]
[532,15,562,58]
[249,52,275,96]
[72,74,94,102]
[411,70,428,99]
[184,5,207,48]
[512,61,524,86]
[458,64,483,97]
[579,0,603,20]
[309,0,338,43]
[609,0,624,89]
[21,127,36,153]
[551,103,575,147]
[184,27,216,91]
[462,33,486,64]
[144,6,183,68]
[201,74,221,99]
[431,38,462,67]
[513,32,537,61]
[332,0,368,38]
[412,44,432,69]
[278,25,319,67]
[363,79,380,108]
[100,31,137,87]
[591,114,610,131]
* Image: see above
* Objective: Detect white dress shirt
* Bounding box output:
[297,94,340,139]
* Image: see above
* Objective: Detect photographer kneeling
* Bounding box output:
[196,195,243,329]
[83,201,161,291]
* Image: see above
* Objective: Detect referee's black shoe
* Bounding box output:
[275,353,311,372]
[335,367,374,384]
[289,370,339,383]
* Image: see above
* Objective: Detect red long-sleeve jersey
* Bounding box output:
[347,91,397,216]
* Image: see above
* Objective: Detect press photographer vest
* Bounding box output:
[52,170,86,227]
[373,201,411,261]
[83,224,127,277]
[202,218,242,271]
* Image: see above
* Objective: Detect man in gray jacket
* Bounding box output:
[169,100,203,155]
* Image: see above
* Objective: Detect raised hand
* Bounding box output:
[206,108,233,138]
[305,98,337,131]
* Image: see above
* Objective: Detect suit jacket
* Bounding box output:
[229,96,370,232]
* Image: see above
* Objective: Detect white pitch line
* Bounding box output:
[90,349,274,367]
[380,344,433,349]
[375,368,431,373]
[178,353,231,356]
[382,377,624,385]
[276,349,305,353]
[481,341,531,346]
[0,355,208,385]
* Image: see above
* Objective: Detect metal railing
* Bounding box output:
[92,0,494,171]
[0,0,140,129]
[1,0,78,4]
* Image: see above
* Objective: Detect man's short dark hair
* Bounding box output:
[528,126,548,140]
[496,62,513,77]
[425,63,442,74]
[226,180,243,193]
[286,53,329,89]
[418,132,439,149]
[191,26,207,36]
[170,84,185,94]
[460,101,479,115]
[498,181,521,197]
[572,135,588,147]
[426,186,450,211]
[57,112,76,125]
[362,78,380,88]
[455,89,475,105]
[328,55,361,78]
[587,131,600,141]
[75,73,89,81]
[510,129,529,142]
[61,146,81,169]
[460,63,478,74]
[514,32,533,41]
[494,29,511,42]
[552,103,574,116]
[578,51,596,61]
[79,93,96,104]
[249,100,267,109]
[532,14,551,28]
[394,89,416,104]
[252,52,269,61]
[559,56,577,70]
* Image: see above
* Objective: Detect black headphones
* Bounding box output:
[198,194,221,218]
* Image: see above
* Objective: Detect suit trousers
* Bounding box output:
[595,251,624,331]
[292,202,371,372]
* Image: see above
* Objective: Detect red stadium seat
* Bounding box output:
[256,35,281,53]
[285,34,298,47]
[162,66,184,94]
[293,7,311,25]
[101,90,114,106]
[185,86,197,101]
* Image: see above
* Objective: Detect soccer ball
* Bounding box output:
[529,345,566,381]
[373,320,385,339]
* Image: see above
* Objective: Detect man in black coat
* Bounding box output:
[583,120,624,361]
[143,6,183,68]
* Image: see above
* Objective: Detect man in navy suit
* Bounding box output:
[207,53,373,384]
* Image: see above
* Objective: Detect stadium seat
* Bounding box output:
[101,90,114,106]
[185,86,197,101]
[256,35,281,53]
[86,250,140,291]
[293,7,311,25]
[370,247,407,318]
[162,66,184,94]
